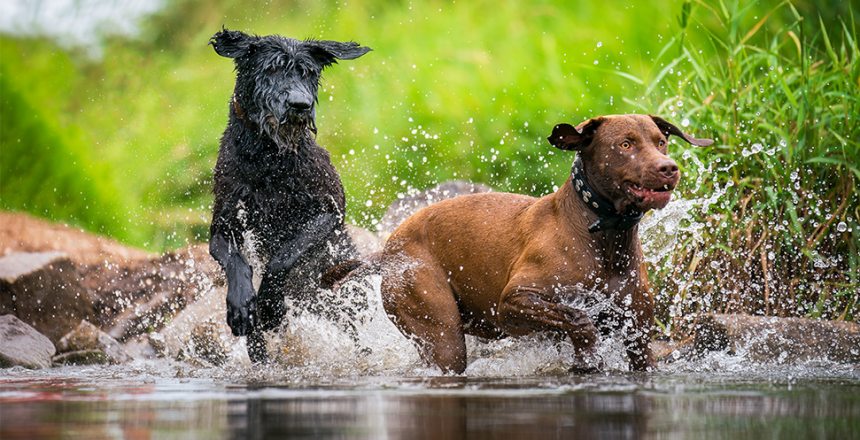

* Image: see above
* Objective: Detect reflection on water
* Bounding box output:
[2,371,859,440]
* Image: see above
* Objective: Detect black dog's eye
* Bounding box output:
[621,141,632,149]
[266,66,277,73]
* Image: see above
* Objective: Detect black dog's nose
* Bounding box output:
[656,159,679,178]
[289,99,312,111]
[287,91,313,112]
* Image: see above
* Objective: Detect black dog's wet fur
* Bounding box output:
[208,28,371,362]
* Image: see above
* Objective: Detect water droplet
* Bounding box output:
[681,118,690,127]
[597,41,603,48]
[837,222,848,232]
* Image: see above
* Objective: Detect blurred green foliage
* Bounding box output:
[1,0,857,323]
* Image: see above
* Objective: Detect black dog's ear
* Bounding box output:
[650,115,714,147]
[306,40,372,67]
[210,27,257,59]
[547,117,604,151]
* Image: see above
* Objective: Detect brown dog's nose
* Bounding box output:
[656,159,679,179]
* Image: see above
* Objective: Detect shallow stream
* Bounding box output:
[2,364,859,439]
[4,269,860,440]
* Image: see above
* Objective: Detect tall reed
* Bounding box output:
[636,1,859,332]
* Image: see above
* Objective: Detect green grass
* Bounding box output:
[0,0,857,325]
[0,41,139,243]
[640,1,860,330]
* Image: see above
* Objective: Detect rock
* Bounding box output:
[54,320,132,365]
[123,334,158,360]
[104,287,185,342]
[345,224,383,257]
[0,211,154,267]
[693,313,860,365]
[52,350,107,366]
[88,246,217,341]
[0,314,55,369]
[177,321,230,366]
[0,252,96,343]
[379,181,493,240]
[151,285,238,362]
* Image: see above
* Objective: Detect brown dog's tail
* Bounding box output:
[320,253,382,290]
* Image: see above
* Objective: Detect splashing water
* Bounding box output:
[163,147,743,377]
[269,275,425,376]
[131,140,853,379]
[640,149,730,264]
[260,272,639,376]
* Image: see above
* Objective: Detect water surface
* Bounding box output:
[3,362,859,440]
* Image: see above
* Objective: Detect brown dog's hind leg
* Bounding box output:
[498,285,602,371]
[381,256,467,374]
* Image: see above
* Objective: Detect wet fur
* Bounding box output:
[208,28,371,362]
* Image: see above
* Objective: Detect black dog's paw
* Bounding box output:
[254,275,287,331]
[226,254,256,336]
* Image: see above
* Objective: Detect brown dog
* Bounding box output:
[377,114,713,373]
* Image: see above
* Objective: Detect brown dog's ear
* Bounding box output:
[650,115,714,146]
[210,27,257,59]
[547,117,604,151]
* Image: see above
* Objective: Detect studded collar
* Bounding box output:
[571,155,643,233]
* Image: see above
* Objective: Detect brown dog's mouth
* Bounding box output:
[627,182,673,210]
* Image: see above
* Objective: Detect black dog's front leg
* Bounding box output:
[210,233,257,336]
[255,213,339,326]
[269,213,338,276]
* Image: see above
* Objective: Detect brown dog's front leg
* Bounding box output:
[609,272,657,372]
[626,334,656,371]
[498,285,602,371]
[624,307,657,371]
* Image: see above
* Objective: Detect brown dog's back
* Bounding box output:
[385,192,535,310]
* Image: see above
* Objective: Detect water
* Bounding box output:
[3,366,859,439]
[3,265,860,439]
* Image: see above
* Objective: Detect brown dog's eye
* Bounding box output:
[659,140,666,147]
[621,141,631,149]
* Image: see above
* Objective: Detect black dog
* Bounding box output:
[208,28,371,363]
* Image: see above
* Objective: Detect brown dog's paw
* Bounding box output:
[567,350,603,374]
[569,350,604,374]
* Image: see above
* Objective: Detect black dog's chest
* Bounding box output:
[227,150,343,243]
